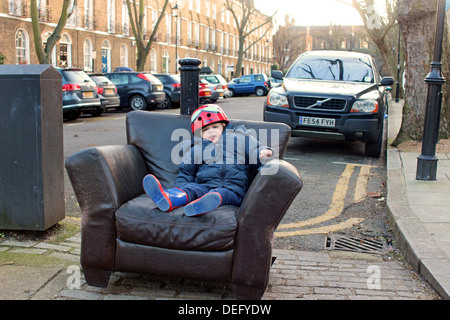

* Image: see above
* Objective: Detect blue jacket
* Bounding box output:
[174,123,267,198]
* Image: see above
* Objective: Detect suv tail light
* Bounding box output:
[172,83,181,88]
[62,84,81,91]
[264,82,268,87]
[137,73,150,81]
[97,87,104,94]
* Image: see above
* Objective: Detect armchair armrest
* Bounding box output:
[65,145,147,272]
[232,159,303,298]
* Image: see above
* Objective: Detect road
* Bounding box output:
[63,95,391,253]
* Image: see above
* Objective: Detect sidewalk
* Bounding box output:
[0,99,447,300]
[386,99,450,300]
[0,228,439,300]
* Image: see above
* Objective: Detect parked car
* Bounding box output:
[56,67,102,121]
[200,74,229,101]
[88,74,120,113]
[103,71,165,111]
[199,79,212,104]
[227,73,269,97]
[264,50,394,158]
[153,73,181,108]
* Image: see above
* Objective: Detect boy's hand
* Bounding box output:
[259,148,273,159]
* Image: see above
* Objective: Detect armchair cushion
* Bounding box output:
[116,194,238,251]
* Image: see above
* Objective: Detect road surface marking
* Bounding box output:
[275,163,373,237]
[275,218,364,237]
[277,164,355,230]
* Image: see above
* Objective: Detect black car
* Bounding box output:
[103,72,165,111]
[56,68,102,120]
[153,73,181,108]
[264,50,393,158]
[88,74,120,114]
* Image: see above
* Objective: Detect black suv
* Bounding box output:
[56,68,102,120]
[104,72,165,110]
[264,50,393,158]
[153,74,181,108]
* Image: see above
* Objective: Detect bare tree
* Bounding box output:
[126,0,170,71]
[335,1,400,89]
[273,15,304,72]
[224,0,275,78]
[30,0,74,64]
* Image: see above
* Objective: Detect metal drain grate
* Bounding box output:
[325,235,387,254]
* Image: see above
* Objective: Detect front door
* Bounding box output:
[102,49,108,73]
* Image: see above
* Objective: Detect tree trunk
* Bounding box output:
[393,0,450,145]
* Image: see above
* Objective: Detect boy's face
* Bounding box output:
[201,122,224,144]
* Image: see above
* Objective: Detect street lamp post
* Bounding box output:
[173,3,179,74]
[416,0,447,181]
[395,28,401,103]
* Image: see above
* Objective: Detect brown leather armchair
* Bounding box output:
[65,111,303,299]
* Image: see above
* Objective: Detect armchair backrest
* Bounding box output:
[126,111,291,188]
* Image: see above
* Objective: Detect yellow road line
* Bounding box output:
[275,218,364,237]
[354,165,372,203]
[277,164,355,230]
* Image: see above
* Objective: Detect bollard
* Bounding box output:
[0,65,65,230]
[179,58,201,115]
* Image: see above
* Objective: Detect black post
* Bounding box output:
[179,58,201,115]
[416,0,446,181]
[395,28,401,103]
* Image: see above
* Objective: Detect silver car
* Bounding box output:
[200,74,230,102]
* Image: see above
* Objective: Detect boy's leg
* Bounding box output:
[184,188,241,217]
[211,188,242,207]
[178,183,210,202]
[143,174,188,211]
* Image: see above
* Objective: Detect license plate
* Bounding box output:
[105,89,114,95]
[299,116,335,127]
[83,91,94,98]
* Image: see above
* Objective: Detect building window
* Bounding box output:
[83,38,93,72]
[84,0,94,29]
[107,0,116,33]
[360,36,369,49]
[9,0,23,16]
[122,1,129,36]
[150,49,157,73]
[15,29,29,64]
[59,33,72,67]
[67,4,80,27]
[166,13,172,43]
[162,49,169,73]
[120,44,128,68]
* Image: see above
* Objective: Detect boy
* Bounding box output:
[143,104,273,216]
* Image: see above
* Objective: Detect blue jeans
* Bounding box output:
[179,183,242,207]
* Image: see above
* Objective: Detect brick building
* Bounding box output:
[0,0,273,79]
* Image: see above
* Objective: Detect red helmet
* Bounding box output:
[190,104,229,133]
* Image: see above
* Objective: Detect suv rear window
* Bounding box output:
[254,75,265,82]
[202,76,220,84]
[90,75,113,84]
[62,70,92,82]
